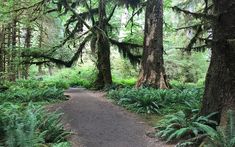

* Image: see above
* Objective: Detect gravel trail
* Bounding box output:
[51,88,172,147]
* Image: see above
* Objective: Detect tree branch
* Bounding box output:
[172,6,216,20]
[29,35,92,67]
[106,5,117,22]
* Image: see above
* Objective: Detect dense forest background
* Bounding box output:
[0,0,235,146]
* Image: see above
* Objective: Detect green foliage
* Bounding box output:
[0,81,66,103]
[201,110,235,147]
[165,51,209,83]
[112,78,137,87]
[108,88,161,113]
[0,103,70,147]
[0,79,70,146]
[43,67,96,89]
[156,111,217,142]
[108,85,203,114]
[52,142,71,147]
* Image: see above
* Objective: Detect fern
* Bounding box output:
[156,111,217,142]
[108,87,203,114]
[0,103,70,146]
[201,110,235,147]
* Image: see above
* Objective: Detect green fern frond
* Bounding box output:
[192,122,217,136]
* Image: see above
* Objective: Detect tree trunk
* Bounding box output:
[17,24,21,79]
[136,0,168,89]
[94,0,112,89]
[37,23,44,76]
[9,19,17,81]
[38,64,43,76]
[6,25,12,81]
[23,26,32,79]
[48,65,53,76]
[0,26,5,80]
[200,0,235,126]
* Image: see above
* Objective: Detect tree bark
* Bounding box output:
[94,0,112,89]
[37,23,44,76]
[23,26,32,79]
[200,0,235,126]
[136,0,168,89]
[6,25,11,80]
[0,26,5,80]
[9,19,17,81]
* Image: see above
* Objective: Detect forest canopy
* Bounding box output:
[0,0,235,146]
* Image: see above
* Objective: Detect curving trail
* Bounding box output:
[50,88,172,147]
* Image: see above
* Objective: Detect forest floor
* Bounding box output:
[49,88,174,147]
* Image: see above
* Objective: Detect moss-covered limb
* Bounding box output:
[25,35,92,67]
[109,39,142,65]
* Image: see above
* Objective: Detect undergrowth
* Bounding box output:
[0,103,70,147]
[41,68,138,89]
[42,67,96,89]
[0,80,66,103]
[156,111,217,143]
[108,86,203,114]
[0,79,71,147]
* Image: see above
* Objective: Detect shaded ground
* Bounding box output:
[50,88,173,147]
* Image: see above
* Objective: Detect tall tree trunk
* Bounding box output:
[48,65,53,76]
[6,25,12,81]
[9,19,17,81]
[94,0,112,89]
[38,64,43,76]
[0,26,5,81]
[23,26,32,79]
[136,0,168,89]
[17,24,21,79]
[37,23,44,76]
[200,0,235,126]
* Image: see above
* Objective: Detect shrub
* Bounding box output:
[45,80,70,89]
[0,103,70,146]
[156,111,217,142]
[108,87,203,114]
[108,88,164,114]
[0,87,66,103]
[43,67,96,89]
[112,78,137,87]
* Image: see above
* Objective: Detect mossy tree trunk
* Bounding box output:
[94,0,112,89]
[136,0,168,89]
[200,0,235,126]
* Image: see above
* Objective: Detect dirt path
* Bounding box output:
[51,88,171,147]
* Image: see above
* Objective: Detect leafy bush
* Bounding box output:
[45,80,70,89]
[112,78,137,87]
[108,87,203,114]
[0,87,66,103]
[156,111,217,142]
[0,103,70,147]
[0,79,67,103]
[165,51,209,83]
[108,88,164,114]
[12,79,47,89]
[43,67,96,89]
